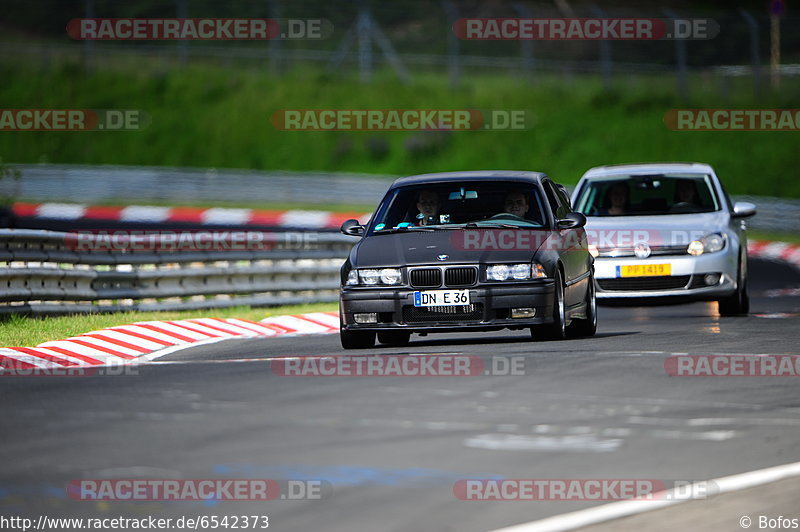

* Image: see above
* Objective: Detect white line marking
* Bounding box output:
[464,433,622,453]
[491,459,800,532]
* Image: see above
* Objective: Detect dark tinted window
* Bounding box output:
[544,181,570,219]
[370,181,547,233]
[573,174,721,216]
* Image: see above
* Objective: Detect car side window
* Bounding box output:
[544,181,570,219]
[555,186,572,212]
[716,176,735,212]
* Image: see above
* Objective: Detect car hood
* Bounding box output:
[584,212,729,248]
[350,229,550,268]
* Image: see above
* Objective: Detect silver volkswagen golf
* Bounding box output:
[571,163,756,316]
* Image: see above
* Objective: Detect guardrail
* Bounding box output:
[0,229,356,315]
[6,165,800,233]
[2,164,394,206]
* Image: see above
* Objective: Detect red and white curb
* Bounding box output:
[11,202,371,229]
[0,312,339,373]
[748,240,800,270]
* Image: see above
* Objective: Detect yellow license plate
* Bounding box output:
[617,264,671,277]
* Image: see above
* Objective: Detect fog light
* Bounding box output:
[511,307,536,318]
[703,273,721,286]
[354,313,378,324]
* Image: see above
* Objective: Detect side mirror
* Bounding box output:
[732,202,756,219]
[557,212,587,229]
[340,218,365,236]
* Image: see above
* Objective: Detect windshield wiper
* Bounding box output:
[466,222,525,229]
[375,226,436,234]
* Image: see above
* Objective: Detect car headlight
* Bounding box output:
[687,233,726,256]
[487,264,512,281]
[487,263,546,281]
[346,268,402,286]
[703,233,726,253]
[360,269,380,285]
[511,264,530,280]
[379,268,401,285]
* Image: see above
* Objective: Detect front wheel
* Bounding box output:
[567,271,597,338]
[718,253,749,317]
[531,269,567,341]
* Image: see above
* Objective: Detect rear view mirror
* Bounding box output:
[732,202,756,219]
[340,219,365,236]
[448,189,478,200]
[557,212,587,229]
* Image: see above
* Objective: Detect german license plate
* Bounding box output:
[413,290,470,307]
[617,264,671,277]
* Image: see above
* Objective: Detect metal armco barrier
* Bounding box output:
[5,165,799,233]
[0,229,357,315]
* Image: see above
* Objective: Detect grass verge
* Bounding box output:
[748,230,800,246]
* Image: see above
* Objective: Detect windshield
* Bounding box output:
[368,181,547,234]
[573,173,721,216]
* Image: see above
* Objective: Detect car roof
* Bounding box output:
[390,170,548,189]
[581,162,715,180]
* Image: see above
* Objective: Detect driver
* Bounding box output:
[415,190,440,225]
[503,191,529,218]
[675,179,699,205]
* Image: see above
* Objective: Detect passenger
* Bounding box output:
[601,182,630,216]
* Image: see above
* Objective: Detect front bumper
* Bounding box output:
[340,282,555,332]
[594,249,738,300]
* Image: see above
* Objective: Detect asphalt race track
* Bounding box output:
[2,258,799,532]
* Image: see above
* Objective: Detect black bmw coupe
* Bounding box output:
[338,171,596,348]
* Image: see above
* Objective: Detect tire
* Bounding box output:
[532,268,567,341]
[567,270,597,338]
[340,328,376,349]
[718,252,749,317]
[377,331,411,346]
